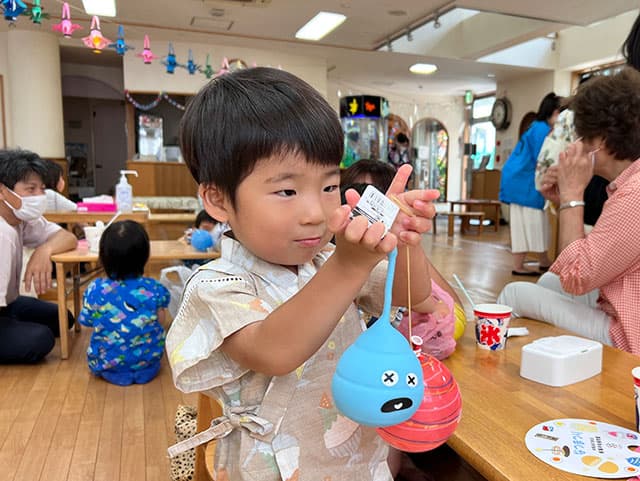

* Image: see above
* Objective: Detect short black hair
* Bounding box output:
[99,220,150,280]
[573,67,640,161]
[536,92,561,122]
[341,159,396,192]
[396,132,409,144]
[43,159,63,190]
[180,67,343,206]
[0,149,48,189]
[195,209,217,228]
[622,12,640,70]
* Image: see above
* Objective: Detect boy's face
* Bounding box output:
[224,154,341,267]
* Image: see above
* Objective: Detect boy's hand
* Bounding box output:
[385,164,439,245]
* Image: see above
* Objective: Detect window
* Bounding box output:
[470,95,496,169]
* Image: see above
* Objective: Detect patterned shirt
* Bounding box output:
[551,160,640,354]
[79,277,170,373]
[166,236,392,481]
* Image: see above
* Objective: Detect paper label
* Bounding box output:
[350,185,399,236]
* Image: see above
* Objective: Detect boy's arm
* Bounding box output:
[222,208,396,377]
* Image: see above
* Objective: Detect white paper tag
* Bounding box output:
[350,185,400,236]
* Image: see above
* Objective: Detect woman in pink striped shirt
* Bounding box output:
[498,68,640,354]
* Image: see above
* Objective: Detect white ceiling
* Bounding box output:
[12,0,640,98]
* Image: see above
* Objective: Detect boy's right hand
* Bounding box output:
[328,203,398,272]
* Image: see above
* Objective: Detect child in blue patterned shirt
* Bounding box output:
[79,220,170,386]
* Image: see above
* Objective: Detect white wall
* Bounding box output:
[61,63,124,94]
[0,32,11,147]
[494,71,554,168]
[123,40,328,97]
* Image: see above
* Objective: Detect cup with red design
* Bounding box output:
[632,367,640,432]
[473,303,512,351]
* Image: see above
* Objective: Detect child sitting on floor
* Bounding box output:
[79,220,170,386]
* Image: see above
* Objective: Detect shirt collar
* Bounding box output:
[606,159,640,195]
[220,234,334,290]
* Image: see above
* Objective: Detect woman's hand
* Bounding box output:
[556,140,592,202]
[539,165,561,205]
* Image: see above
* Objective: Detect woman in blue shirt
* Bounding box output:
[500,93,561,275]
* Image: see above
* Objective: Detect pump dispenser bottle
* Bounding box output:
[115,170,138,213]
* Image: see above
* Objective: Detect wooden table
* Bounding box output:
[44,210,149,227]
[444,318,639,481]
[50,240,219,359]
[449,199,501,232]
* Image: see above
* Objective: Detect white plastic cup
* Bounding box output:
[83,226,105,253]
[473,303,512,351]
[632,367,640,432]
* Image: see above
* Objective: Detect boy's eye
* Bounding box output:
[324,184,339,193]
[276,189,296,197]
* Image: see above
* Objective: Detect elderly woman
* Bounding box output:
[498,68,640,354]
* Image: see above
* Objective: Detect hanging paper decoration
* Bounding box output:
[125,91,162,111]
[200,54,214,79]
[215,57,230,77]
[184,49,199,75]
[162,43,182,74]
[124,91,186,112]
[22,0,48,24]
[137,35,159,65]
[108,25,134,56]
[82,16,112,53]
[51,2,82,38]
[162,93,186,111]
[2,0,27,23]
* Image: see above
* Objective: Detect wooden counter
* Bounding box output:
[126,160,197,197]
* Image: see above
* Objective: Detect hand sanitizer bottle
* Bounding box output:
[115,170,138,213]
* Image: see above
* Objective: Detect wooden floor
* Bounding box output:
[0,218,539,481]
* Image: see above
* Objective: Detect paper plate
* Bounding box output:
[525,419,640,478]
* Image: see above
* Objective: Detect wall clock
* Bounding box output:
[491,97,512,131]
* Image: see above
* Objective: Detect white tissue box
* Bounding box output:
[520,335,602,387]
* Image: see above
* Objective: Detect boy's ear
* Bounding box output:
[199,184,230,222]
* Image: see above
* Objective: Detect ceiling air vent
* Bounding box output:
[190,16,234,30]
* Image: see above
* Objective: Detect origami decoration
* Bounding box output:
[200,54,214,79]
[51,2,82,38]
[82,16,112,53]
[3,0,27,23]
[184,49,199,75]
[108,25,134,56]
[136,35,159,64]
[162,43,181,74]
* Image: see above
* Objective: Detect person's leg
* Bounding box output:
[509,205,538,275]
[497,281,612,345]
[0,313,55,363]
[537,272,600,307]
[4,295,74,336]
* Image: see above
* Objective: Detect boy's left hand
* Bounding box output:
[342,164,439,246]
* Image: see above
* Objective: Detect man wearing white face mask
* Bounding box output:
[0,150,77,363]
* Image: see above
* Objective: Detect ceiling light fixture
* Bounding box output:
[387,38,393,52]
[409,63,438,75]
[433,15,441,29]
[295,11,347,41]
[82,0,116,17]
[406,28,413,42]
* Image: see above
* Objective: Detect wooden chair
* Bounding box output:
[194,394,223,481]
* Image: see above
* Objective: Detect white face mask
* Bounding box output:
[5,192,47,221]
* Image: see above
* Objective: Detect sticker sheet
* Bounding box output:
[525,419,640,478]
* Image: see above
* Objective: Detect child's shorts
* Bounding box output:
[99,362,161,386]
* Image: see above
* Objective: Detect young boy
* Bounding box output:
[166,68,439,481]
[0,149,77,363]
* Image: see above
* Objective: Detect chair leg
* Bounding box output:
[447,215,454,237]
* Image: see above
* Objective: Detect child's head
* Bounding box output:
[43,159,65,192]
[180,68,345,267]
[180,67,343,207]
[194,209,217,232]
[341,159,396,193]
[99,220,150,280]
[0,149,47,194]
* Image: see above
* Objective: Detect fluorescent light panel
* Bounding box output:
[409,63,438,75]
[82,0,116,17]
[295,12,346,41]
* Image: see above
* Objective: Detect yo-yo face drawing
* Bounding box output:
[332,325,423,427]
